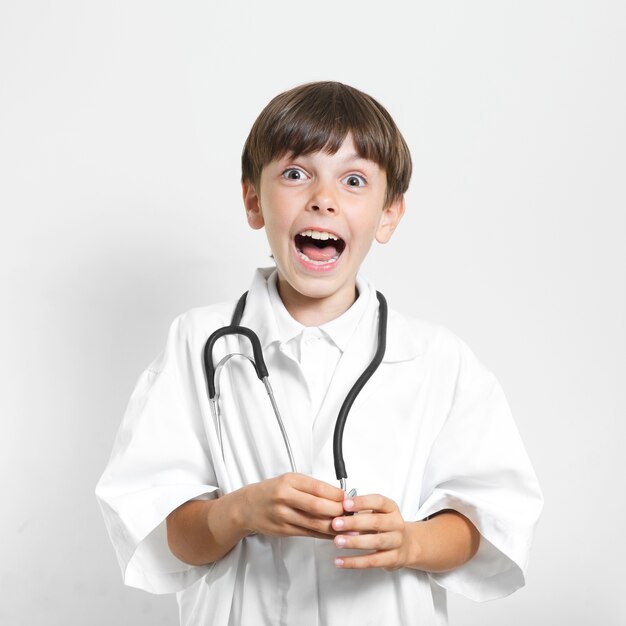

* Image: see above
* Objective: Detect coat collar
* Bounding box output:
[266,269,372,354]
[239,267,421,363]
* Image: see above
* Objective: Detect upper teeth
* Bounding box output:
[299,230,339,241]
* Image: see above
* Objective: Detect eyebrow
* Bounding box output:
[280,151,375,168]
[344,153,369,162]
[321,152,372,165]
[340,153,378,169]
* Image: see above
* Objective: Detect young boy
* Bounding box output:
[96,81,542,625]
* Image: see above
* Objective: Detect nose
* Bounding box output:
[308,180,337,214]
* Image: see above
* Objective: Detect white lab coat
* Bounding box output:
[96,268,543,626]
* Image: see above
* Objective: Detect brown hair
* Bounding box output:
[241,81,412,207]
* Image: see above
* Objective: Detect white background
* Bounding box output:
[1,1,624,624]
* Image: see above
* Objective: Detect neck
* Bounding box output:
[276,278,357,326]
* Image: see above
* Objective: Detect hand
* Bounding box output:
[331,494,416,571]
[240,473,345,540]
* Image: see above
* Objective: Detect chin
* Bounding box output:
[295,273,355,301]
[292,280,336,300]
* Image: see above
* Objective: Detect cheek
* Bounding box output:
[355,213,384,242]
[263,213,292,248]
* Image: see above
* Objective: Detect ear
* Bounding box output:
[375,196,405,244]
[242,181,265,230]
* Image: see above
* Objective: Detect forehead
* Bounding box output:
[274,135,382,169]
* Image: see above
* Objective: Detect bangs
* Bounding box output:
[242,82,411,205]
[263,85,390,163]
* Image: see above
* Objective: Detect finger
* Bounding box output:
[277,505,339,536]
[285,522,336,540]
[273,520,336,540]
[288,473,345,502]
[334,550,399,570]
[332,512,399,534]
[334,530,401,551]
[261,511,334,538]
[286,488,345,519]
[344,494,397,514]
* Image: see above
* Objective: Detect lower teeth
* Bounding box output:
[297,250,339,266]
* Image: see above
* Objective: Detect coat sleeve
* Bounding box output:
[416,334,543,601]
[95,314,219,594]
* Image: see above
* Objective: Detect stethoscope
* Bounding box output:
[203,290,387,496]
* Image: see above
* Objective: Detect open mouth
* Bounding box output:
[294,229,346,266]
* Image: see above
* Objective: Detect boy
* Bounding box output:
[97,81,542,625]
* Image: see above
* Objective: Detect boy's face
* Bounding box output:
[242,135,404,316]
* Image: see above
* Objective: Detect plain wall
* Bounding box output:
[1,1,624,624]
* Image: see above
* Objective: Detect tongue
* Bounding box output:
[301,243,337,262]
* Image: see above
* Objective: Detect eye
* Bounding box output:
[282,167,308,181]
[342,174,366,188]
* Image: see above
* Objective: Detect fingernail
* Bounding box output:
[335,536,346,547]
[334,558,344,568]
[333,518,344,530]
[344,499,354,510]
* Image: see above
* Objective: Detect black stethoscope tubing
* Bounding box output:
[203,290,388,489]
